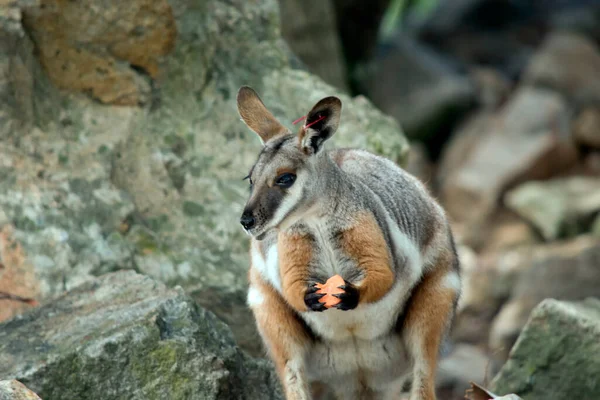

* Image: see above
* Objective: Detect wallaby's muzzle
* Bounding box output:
[240,210,256,230]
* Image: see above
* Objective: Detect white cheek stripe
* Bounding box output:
[270,173,306,231]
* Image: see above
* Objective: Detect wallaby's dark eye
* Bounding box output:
[275,173,296,188]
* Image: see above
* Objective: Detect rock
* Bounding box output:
[21,0,177,105]
[489,236,600,360]
[469,67,512,110]
[523,32,600,107]
[505,177,600,241]
[278,0,348,91]
[491,298,600,400]
[366,36,475,148]
[436,344,496,400]
[439,87,577,249]
[0,270,282,400]
[573,106,600,150]
[436,111,495,192]
[0,225,40,323]
[483,213,539,254]
[0,0,408,353]
[0,380,41,400]
[452,244,537,345]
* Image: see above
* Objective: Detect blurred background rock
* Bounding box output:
[0,0,599,399]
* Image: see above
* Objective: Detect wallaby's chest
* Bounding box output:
[304,221,357,282]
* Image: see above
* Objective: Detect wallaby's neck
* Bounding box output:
[309,150,350,218]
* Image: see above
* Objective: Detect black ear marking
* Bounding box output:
[299,97,341,155]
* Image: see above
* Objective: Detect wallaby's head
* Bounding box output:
[236,86,342,239]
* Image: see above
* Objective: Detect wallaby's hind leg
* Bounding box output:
[401,251,460,400]
[248,269,312,400]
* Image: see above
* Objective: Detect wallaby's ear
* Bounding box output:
[298,96,342,155]
[237,86,290,144]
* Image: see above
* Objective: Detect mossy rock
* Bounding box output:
[0,271,282,400]
[491,298,600,400]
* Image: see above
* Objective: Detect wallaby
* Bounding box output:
[236,86,461,400]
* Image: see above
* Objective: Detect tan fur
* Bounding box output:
[237,86,290,142]
[340,212,395,304]
[248,267,312,399]
[402,252,458,400]
[278,232,314,312]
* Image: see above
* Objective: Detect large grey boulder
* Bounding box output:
[491,298,600,400]
[0,270,282,400]
[0,0,408,351]
[0,380,41,400]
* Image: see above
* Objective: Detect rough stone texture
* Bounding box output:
[505,177,600,241]
[0,380,41,400]
[523,32,600,107]
[0,0,408,353]
[491,298,600,400]
[0,270,283,400]
[21,0,177,106]
[489,236,600,360]
[440,87,577,249]
[0,225,40,323]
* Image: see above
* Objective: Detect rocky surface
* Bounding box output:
[440,86,576,248]
[0,270,282,400]
[0,380,41,400]
[0,0,408,354]
[523,32,600,107]
[505,177,600,241]
[489,236,600,360]
[491,298,600,400]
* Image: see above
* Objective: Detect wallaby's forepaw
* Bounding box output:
[304,283,327,312]
[332,281,359,311]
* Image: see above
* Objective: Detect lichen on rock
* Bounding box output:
[0,270,283,400]
[491,298,600,400]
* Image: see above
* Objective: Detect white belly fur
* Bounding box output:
[300,278,415,392]
[306,333,411,392]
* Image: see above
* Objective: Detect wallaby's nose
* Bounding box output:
[240,211,255,230]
